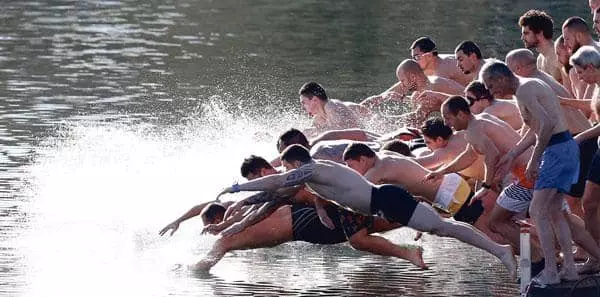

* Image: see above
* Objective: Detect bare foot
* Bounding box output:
[407,246,427,269]
[499,245,517,281]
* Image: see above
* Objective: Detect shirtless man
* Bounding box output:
[465,81,523,130]
[410,37,471,86]
[342,142,506,244]
[359,59,463,123]
[518,10,562,82]
[215,144,517,279]
[298,82,365,137]
[568,46,600,270]
[423,97,542,264]
[411,41,488,112]
[160,155,426,271]
[563,17,600,99]
[555,36,575,96]
[481,61,580,284]
[415,118,485,183]
[507,48,596,210]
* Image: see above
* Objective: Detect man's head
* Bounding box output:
[455,41,483,75]
[505,48,537,77]
[594,7,600,36]
[479,61,518,98]
[299,82,327,116]
[518,10,554,49]
[464,80,493,114]
[570,45,600,84]
[562,17,591,54]
[342,143,377,175]
[420,118,453,150]
[381,140,412,156]
[280,144,312,171]
[396,59,427,92]
[277,128,309,153]
[591,0,600,14]
[441,96,472,131]
[410,37,438,70]
[555,35,572,70]
[241,155,278,180]
[200,203,227,225]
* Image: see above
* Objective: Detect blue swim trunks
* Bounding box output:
[535,131,580,193]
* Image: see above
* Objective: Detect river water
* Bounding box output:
[0,0,590,296]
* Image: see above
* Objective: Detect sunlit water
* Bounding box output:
[0,0,592,296]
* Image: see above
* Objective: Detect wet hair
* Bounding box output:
[562,17,590,34]
[519,10,554,39]
[201,203,226,223]
[480,61,515,83]
[299,82,328,101]
[421,118,453,140]
[277,128,309,152]
[444,96,472,115]
[455,41,483,59]
[570,46,600,69]
[342,142,376,161]
[381,140,411,156]
[410,37,438,56]
[465,81,493,101]
[281,144,312,163]
[240,155,273,178]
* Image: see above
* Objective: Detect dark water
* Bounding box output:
[0,0,591,296]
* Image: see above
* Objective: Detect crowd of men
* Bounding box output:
[160,3,600,286]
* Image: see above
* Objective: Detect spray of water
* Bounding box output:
[17,102,309,297]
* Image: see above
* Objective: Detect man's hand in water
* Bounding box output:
[159,222,180,236]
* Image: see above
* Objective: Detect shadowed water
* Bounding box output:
[0,0,590,296]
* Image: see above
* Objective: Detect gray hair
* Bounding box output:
[479,60,514,83]
[570,46,600,69]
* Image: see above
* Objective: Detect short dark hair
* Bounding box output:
[240,155,273,178]
[299,82,328,101]
[562,17,590,34]
[519,10,554,39]
[278,128,309,152]
[444,96,472,115]
[342,142,376,161]
[201,203,226,223]
[410,37,438,56]
[281,144,312,163]
[381,140,411,156]
[421,118,453,140]
[455,41,483,60]
[465,81,493,101]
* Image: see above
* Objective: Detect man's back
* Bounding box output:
[483,100,523,130]
[516,78,569,135]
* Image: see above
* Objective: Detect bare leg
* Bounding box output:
[548,194,577,280]
[488,205,543,261]
[192,206,294,271]
[347,228,427,269]
[406,202,516,280]
[583,181,600,246]
[530,188,576,284]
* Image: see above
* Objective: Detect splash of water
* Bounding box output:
[17,103,308,297]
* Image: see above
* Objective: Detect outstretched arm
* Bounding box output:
[159,201,233,236]
[431,144,479,175]
[218,163,315,199]
[220,201,284,237]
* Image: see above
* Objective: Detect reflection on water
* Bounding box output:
[0,0,591,296]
